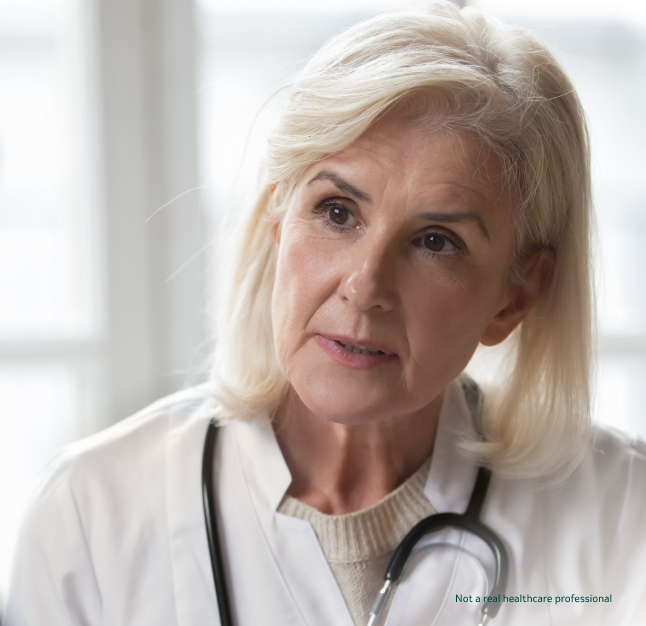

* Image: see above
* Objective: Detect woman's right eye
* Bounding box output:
[313,199,359,228]
[327,205,356,226]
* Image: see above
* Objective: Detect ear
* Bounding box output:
[480,248,554,347]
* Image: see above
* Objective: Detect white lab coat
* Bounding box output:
[4,379,646,626]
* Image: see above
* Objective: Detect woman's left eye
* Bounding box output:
[421,232,459,253]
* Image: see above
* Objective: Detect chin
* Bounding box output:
[295,382,396,425]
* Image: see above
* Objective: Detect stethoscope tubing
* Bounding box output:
[202,420,234,626]
[201,418,508,626]
[383,467,508,620]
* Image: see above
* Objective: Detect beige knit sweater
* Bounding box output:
[278,459,435,626]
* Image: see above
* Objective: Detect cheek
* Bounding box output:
[401,268,507,375]
[271,226,341,371]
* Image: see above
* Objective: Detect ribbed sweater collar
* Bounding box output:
[278,457,435,562]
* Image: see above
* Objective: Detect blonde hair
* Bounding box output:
[211,1,594,480]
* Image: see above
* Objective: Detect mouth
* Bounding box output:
[334,340,385,356]
[314,334,396,370]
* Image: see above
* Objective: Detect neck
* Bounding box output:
[273,388,443,515]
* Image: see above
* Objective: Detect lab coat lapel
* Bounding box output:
[385,379,488,626]
[232,415,355,626]
[384,380,556,626]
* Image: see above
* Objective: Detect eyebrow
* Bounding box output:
[306,170,372,203]
[307,170,490,242]
[416,211,491,242]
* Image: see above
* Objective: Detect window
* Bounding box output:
[0,0,98,596]
[2,0,645,605]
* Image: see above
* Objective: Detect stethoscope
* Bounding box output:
[201,419,509,626]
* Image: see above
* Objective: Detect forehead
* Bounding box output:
[296,114,509,211]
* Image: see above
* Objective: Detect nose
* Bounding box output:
[339,237,398,312]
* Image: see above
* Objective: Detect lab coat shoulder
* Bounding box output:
[556,424,646,558]
[4,385,218,626]
[540,423,646,533]
[497,424,646,625]
[585,424,646,491]
[580,426,646,622]
[4,441,103,626]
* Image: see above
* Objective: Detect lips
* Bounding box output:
[314,334,396,370]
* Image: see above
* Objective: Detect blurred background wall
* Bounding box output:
[1,0,646,604]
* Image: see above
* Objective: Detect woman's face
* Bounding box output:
[270,114,521,425]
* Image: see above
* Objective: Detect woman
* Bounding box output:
[5,3,646,625]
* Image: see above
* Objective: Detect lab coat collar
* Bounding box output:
[425,377,481,514]
[234,410,293,512]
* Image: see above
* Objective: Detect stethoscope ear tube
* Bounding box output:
[202,419,234,626]
[382,467,508,621]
